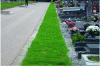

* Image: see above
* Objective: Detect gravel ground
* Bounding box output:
[59,22,83,66]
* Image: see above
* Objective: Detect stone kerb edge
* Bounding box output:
[81,54,100,66]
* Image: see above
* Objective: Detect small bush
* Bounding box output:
[82,16,87,20]
[88,56,100,62]
[72,33,86,44]
[59,1,63,7]
[70,2,75,7]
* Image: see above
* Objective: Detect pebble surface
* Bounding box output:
[59,22,83,66]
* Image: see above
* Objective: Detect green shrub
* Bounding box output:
[71,2,75,7]
[59,1,63,7]
[72,33,86,44]
[88,56,100,62]
[82,16,87,20]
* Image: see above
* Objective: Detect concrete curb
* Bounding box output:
[11,3,50,66]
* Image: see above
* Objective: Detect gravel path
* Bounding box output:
[59,22,83,66]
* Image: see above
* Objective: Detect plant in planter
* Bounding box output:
[70,27,79,37]
[65,20,75,28]
[59,1,63,8]
[77,2,80,7]
[70,2,75,7]
[68,22,75,28]
[88,56,100,62]
[72,33,86,44]
[70,27,79,32]
[93,6,96,13]
[86,25,99,37]
[82,54,100,66]
[91,14,99,22]
[82,23,90,30]
[82,16,87,20]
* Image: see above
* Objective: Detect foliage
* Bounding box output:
[70,2,75,7]
[86,26,99,34]
[65,20,75,28]
[72,33,86,44]
[82,16,87,20]
[70,27,79,32]
[82,23,90,29]
[84,23,90,26]
[77,3,80,6]
[57,0,60,1]
[59,1,63,7]
[91,14,99,22]
[21,2,72,65]
[93,6,96,10]
[88,56,100,62]
[1,1,35,10]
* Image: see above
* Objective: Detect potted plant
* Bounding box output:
[93,6,96,13]
[86,25,99,37]
[91,14,99,22]
[72,33,86,45]
[59,1,63,8]
[77,2,80,7]
[70,2,75,7]
[88,56,100,62]
[82,54,100,66]
[69,27,79,37]
[65,20,75,28]
[70,27,79,33]
[82,16,87,20]
[82,23,90,30]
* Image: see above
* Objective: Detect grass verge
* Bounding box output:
[1,1,35,10]
[21,2,72,66]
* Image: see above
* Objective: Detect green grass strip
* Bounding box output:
[1,1,35,10]
[21,2,72,66]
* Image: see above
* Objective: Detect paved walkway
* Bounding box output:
[1,2,50,65]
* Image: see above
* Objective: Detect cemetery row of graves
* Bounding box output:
[55,0,100,66]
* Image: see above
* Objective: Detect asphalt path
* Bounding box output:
[1,2,50,65]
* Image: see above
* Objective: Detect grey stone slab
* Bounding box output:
[86,44,99,48]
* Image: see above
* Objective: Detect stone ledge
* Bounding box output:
[81,54,100,66]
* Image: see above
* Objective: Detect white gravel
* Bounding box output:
[59,22,83,66]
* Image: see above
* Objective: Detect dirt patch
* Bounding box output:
[1,11,10,13]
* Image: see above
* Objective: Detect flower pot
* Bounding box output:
[89,32,95,37]
[89,31,99,37]
[70,31,78,38]
[82,54,100,66]
[71,31,77,35]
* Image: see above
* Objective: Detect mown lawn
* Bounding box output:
[1,1,35,10]
[21,2,72,66]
